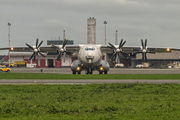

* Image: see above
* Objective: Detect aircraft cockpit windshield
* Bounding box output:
[85,47,95,51]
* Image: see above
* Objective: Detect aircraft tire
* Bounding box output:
[104,71,107,74]
[99,71,103,74]
[72,71,76,74]
[78,71,81,74]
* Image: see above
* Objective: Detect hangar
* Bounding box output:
[106,50,180,68]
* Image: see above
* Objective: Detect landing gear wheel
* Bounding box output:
[88,68,93,74]
[104,71,107,74]
[99,71,103,74]
[86,70,89,74]
[78,71,81,74]
[72,71,76,74]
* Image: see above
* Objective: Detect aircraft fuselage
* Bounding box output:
[78,44,102,66]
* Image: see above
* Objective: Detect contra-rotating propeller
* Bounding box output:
[108,39,128,62]
[26,38,46,61]
[51,39,72,62]
[130,39,156,62]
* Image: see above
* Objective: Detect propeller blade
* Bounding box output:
[38,52,46,58]
[62,39,68,48]
[145,39,147,49]
[119,39,123,49]
[142,53,145,62]
[145,53,147,62]
[119,41,126,49]
[63,52,66,62]
[112,53,117,62]
[33,55,36,62]
[66,52,72,55]
[51,44,58,49]
[36,38,39,48]
[26,43,34,50]
[115,54,119,63]
[120,51,128,57]
[37,40,43,48]
[108,42,116,50]
[57,53,61,61]
[141,39,145,49]
[110,52,116,61]
[29,52,35,60]
[147,52,156,54]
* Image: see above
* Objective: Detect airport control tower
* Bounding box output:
[87,17,96,44]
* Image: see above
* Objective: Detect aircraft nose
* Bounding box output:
[87,52,93,58]
[86,52,94,63]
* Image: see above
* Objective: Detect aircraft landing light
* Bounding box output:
[77,67,80,71]
[10,47,14,51]
[100,67,103,71]
[167,48,170,52]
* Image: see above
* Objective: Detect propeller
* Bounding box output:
[108,39,128,62]
[130,39,156,62]
[26,38,45,61]
[51,39,72,62]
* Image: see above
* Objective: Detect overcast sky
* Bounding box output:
[0,0,180,54]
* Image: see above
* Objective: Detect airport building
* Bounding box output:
[1,49,180,68]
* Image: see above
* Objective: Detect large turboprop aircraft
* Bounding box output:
[0,38,173,74]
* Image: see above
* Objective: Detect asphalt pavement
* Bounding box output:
[9,68,180,74]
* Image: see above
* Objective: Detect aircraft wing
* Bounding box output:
[100,45,176,54]
[0,45,80,53]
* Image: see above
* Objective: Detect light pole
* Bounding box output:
[104,21,107,45]
[8,22,11,67]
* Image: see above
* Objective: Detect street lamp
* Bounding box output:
[8,22,11,67]
[104,21,107,45]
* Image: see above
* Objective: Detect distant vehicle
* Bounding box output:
[136,63,149,68]
[26,63,37,68]
[0,67,11,72]
[115,63,124,68]
[10,63,15,67]
[4,62,15,67]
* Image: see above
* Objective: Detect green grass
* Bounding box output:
[0,84,180,119]
[1,73,180,79]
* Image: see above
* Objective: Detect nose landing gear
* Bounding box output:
[86,67,93,74]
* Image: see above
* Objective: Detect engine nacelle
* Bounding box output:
[71,60,81,72]
[98,60,110,72]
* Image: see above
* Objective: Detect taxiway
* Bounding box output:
[9,68,180,74]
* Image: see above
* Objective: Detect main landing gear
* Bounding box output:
[99,71,108,74]
[72,71,81,74]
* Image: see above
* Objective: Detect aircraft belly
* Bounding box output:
[79,58,101,70]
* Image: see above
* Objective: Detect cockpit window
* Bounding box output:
[85,47,95,51]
